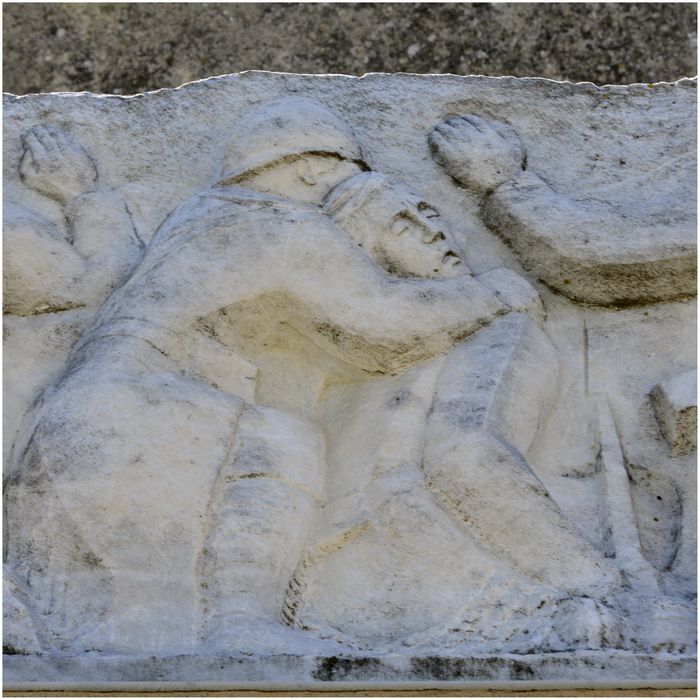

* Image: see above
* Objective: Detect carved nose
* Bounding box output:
[424,231,446,244]
[300,172,317,186]
[442,251,461,266]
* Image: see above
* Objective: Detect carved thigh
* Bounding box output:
[5,369,243,654]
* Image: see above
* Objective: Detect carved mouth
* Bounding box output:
[442,251,461,266]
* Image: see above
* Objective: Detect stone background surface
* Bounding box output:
[3,2,697,96]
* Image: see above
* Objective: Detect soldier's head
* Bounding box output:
[325,172,467,279]
[220,98,367,204]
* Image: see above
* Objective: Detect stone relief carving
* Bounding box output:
[3,76,696,686]
[8,124,142,315]
[430,114,697,306]
[651,369,697,457]
[4,125,144,473]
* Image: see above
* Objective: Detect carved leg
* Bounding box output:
[423,429,620,597]
[198,405,333,653]
[423,313,621,597]
[4,367,245,656]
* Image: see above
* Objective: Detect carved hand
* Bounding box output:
[429,115,525,193]
[19,125,98,205]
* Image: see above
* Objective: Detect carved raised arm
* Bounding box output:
[19,125,98,205]
[65,189,143,305]
[11,125,144,313]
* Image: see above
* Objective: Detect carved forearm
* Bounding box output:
[285,223,505,373]
[66,188,144,304]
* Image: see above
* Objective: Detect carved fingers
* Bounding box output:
[429,115,525,193]
[19,125,98,204]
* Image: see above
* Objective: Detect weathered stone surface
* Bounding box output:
[3,651,696,690]
[2,72,696,690]
[429,108,696,306]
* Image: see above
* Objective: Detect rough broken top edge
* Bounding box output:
[3,70,698,102]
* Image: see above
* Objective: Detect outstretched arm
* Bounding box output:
[429,116,554,317]
[429,115,696,306]
[65,188,143,305]
[284,217,506,374]
[429,114,552,222]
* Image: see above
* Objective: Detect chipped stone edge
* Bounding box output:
[2,70,697,102]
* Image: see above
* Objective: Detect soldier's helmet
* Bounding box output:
[219,97,368,184]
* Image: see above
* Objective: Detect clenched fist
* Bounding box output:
[429,115,525,194]
[19,125,98,204]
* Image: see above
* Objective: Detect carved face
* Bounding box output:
[374,186,464,278]
[334,178,465,278]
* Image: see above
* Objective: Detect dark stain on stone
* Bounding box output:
[410,656,470,679]
[3,644,27,655]
[388,388,411,408]
[312,655,384,682]
[314,321,345,346]
[410,656,539,681]
[82,551,105,568]
[510,659,536,679]
[435,398,487,429]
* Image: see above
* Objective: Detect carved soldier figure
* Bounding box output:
[9,98,660,659]
[4,99,503,656]
[287,171,622,650]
